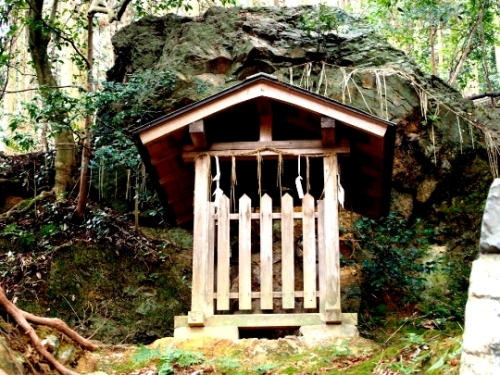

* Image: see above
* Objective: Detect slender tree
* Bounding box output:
[27,0,77,197]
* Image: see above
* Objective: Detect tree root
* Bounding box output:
[0,286,97,375]
[0,189,54,219]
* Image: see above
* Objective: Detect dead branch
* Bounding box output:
[0,286,80,375]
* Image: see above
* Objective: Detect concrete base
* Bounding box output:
[299,324,359,340]
[174,326,239,340]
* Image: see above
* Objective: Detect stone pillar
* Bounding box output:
[460,178,500,375]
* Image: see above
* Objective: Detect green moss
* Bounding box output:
[15,242,191,344]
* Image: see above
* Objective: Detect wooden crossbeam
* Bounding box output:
[176,313,356,329]
[214,212,320,220]
[183,140,350,151]
[189,120,208,149]
[216,291,311,299]
[183,146,349,162]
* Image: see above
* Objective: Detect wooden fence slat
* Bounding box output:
[281,193,295,309]
[302,194,317,309]
[217,195,231,311]
[317,200,326,313]
[239,194,252,310]
[323,155,342,322]
[260,194,273,310]
[206,203,215,317]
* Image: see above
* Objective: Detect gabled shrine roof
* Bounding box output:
[133,73,396,224]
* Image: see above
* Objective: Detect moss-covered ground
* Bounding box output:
[91,318,462,375]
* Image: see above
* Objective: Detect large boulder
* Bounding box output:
[108,6,499,220]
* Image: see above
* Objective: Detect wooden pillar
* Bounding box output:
[188,154,210,326]
[323,154,342,323]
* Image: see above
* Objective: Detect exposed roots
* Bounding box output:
[0,190,54,219]
[0,286,97,375]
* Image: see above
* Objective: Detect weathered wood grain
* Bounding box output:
[260,194,273,310]
[239,194,252,310]
[302,194,317,309]
[281,193,295,309]
[190,154,210,322]
[323,155,342,322]
[216,195,231,311]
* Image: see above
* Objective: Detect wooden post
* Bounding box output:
[281,193,295,309]
[239,194,252,310]
[188,154,210,326]
[302,194,316,309]
[323,154,342,323]
[260,194,273,310]
[217,195,231,311]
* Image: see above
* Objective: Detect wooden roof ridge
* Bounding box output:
[132,72,395,144]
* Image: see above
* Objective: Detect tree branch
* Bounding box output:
[466,91,500,101]
[25,0,89,69]
[447,0,486,87]
[3,85,85,94]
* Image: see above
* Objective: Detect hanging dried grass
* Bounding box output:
[456,115,464,154]
[484,129,499,178]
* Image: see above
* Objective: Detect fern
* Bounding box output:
[157,349,204,375]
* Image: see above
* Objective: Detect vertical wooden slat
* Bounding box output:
[260,194,273,310]
[317,200,326,313]
[302,193,317,309]
[323,154,342,323]
[239,194,252,310]
[217,195,231,311]
[206,202,215,317]
[281,193,295,309]
[190,154,210,324]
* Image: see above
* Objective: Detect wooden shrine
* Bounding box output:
[133,73,395,338]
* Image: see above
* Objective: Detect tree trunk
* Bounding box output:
[448,0,485,87]
[76,13,94,217]
[27,0,76,198]
[430,24,436,76]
